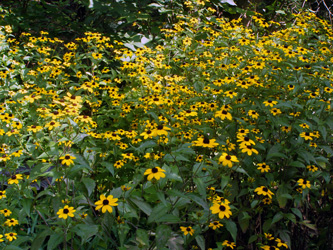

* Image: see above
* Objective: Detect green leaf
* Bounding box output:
[195,235,205,250]
[285,213,296,223]
[186,193,209,210]
[291,208,303,219]
[248,235,258,244]
[238,212,250,233]
[271,212,284,225]
[101,162,114,176]
[82,178,96,196]
[22,198,32,216]
[129,197,152,216]
[156,225,172,249]
[194,177,206,198]
[31,229,52,250]
[225,220,237,242]
[276,184,290,208]
[47,233,63,250]
[155,214,181,223]
[221,175,230,190]
[263,219,272,232]
[148,203,170,223]
[136,229,149,246]
[70,224,99,244]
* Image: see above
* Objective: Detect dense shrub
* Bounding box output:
[0,2,332,249]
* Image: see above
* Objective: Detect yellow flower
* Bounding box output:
[297,178,311,189]
[0,208,11,216]
[254,186,274,198]
[263,100,278,107]
[180,226,194,236]
[57,205,76,219]
[151,125,171,137]
[209,221,223,230]
[5,218,19,227]
[222,240,236,249]
[5,232,17,242]
[0,190,6,199]
[192,137,219,148]
[210,199,232,219]
[300,132,313,140]
[45,121,61,130]
[218,153,239,168]
[95,194,118,213]
[59,154,76,166]
[144,167,166,181]
[8,174,23,185]
[0,234,3,242]
[27,125,43,133]
[257,163,270,173]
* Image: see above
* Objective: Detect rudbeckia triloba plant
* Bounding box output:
[0,2,332,249]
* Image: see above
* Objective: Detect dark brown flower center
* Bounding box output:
[203,138,210,144]
[65,155,70,159]
[11,175,17,180]
[226,155,231,160]
[152,167,158,173]
[63,209,69,214]
[103,199,109,205]
[219,205,226,211]
[263,187,268,192]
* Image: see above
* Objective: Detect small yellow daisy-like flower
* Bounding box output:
[144,167,166,181]
[222,240,236,249]
[57,205,76,219]
[5,232,17,242]
[257,162,270,173]
[59,154,76,166]
[45,120,61,130]
[254,186,274,198]
[95,194,118,213]
[8,174,23,185]
[0,234,3,242]
[192,137,219,148]
[210,199,232,219]
[0,208,11,216]
[209,221,223,230]
[297,178,311,189]
[0,190,6,199]
[263,100,278,107]
[180,226,194,236]
[5,218,19,227]
[27,125,43,133]
[218,153,239,168]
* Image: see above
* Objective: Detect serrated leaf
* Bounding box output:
[155,214,180,223]
[225,220,237,242]
[82,178,95,196]
[129,197,152,216]
[156,225,172,249]
[195,235,205,250]
[101,162,114,176]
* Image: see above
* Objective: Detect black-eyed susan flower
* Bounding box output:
[300,132,313,140]
[0,190,6,199]
[180,226,194,236]
[297,178,311,189]
[59,154,76,166]
[5,232,17,242]
[8,174,23,185]
[27,125,43,133]
[257,163,271,173]
[151,125,171,137]
[281,126,291,133]
[209,221,223,230]
[192,137,219,148]
[270,108,282,116]
[222,240,236,249]
[261,246,278,250]
[263,100,278,107]
[254,186,274,198]
[5,218,19,227]
[45,121,61,130]
[248,110,259,119]
[144,167,166,181]
[57,205,76,219]
[210,199,232,219]
[307,165,318,172]
[95,194,118,213]
[218,153,239,168]
[240,144,259,155]
[0,208,11,216]
[276,238,289,248]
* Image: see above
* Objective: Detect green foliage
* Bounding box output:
[0,1,332,250]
